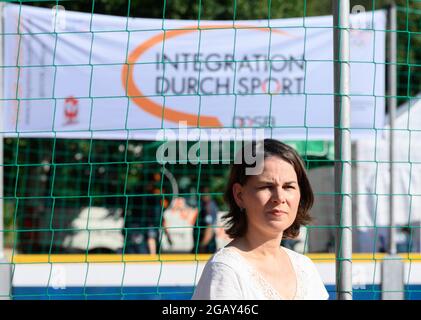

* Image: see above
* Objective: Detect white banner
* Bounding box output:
[2,4,386,140]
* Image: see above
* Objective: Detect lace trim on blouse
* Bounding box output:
[219,247,305,300]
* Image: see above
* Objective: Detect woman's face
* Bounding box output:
[233,156,301,238]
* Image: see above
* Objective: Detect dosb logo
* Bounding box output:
[63,96,79,125]
[233,116,275,128]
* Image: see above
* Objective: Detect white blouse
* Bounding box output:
[192,246,329,300]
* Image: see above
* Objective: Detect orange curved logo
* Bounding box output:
[122,25,292,127]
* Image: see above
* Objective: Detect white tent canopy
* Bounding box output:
[356,95,421,227]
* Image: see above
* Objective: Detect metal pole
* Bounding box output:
[0,1,4,262]
[0,1,12,300]
[382,2,404,301]
[388,2,397,257]
[333,0,353,300]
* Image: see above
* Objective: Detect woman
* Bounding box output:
[192,139,329,300]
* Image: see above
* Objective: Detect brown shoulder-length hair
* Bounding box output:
[223,138,314,239]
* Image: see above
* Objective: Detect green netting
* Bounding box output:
[3,137,332,254]
[1,0,420,301]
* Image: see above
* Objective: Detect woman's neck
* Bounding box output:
[231,231,284,258]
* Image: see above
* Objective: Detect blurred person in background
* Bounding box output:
[191,186,219,254]
[125,173,171,254]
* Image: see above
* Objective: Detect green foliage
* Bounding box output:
[28,0,331,19]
